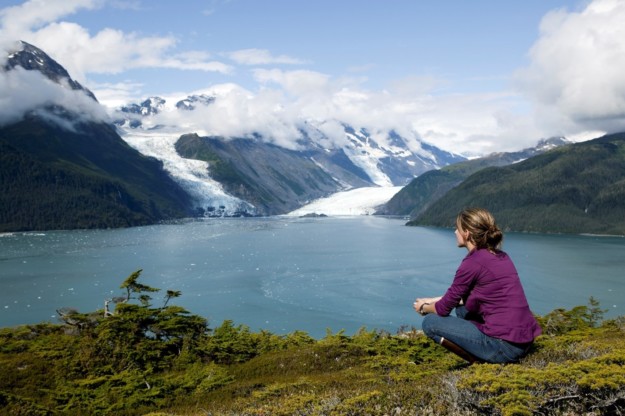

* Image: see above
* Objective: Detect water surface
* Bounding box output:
[1,217,623,338]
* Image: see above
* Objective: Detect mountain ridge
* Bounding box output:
[0,41,194,231]
[378,137,571,217]
[5,40,621,234]
[113,96,466,186]
[408,132,625,235]
[3,40,97,102]
[174,133,373,215]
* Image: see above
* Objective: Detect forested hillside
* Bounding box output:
[0,116,192,231]
[408,132,625,235]
[379,137,569,217]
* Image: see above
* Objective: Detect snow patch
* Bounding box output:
[286,186,402,216]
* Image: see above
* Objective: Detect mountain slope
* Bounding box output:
[0,41,193,231]
[175,134,374,215]
[3,41,97,101]
[0,116,193,231]
[408,132,625,235]
[379,137,570,217]
[114,97,466,197]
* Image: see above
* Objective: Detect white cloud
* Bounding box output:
[24,23,231,82]
[5,0,623,157]
[133,69,532,155]
[0,0,97,37]
[0,0,234,129]
[0,67,108,127]
[89,80,145,108]
[0,0,232,85]
[144,84,304,151]
[227,48,306,65]
[515,0,625,136]
[253,68,331,96]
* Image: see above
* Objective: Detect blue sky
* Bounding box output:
[68,1,567,94]
[2,0,625,155]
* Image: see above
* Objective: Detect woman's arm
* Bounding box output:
[435,258,478,316]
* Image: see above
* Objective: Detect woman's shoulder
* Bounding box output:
[469,248,511,261]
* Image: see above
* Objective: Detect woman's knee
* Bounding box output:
[421,314,440,338]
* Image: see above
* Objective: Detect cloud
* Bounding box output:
[0,0,97,37]
[132,68,532,156]
[0,67,109,127]
[151,83,304,150]
[5,0,623,157]
[515,0,625,135]
[25,23,231,81]
[0,0,234,129]
[226,48,306,66]
[253,68,331,96]
[0,0,232,85]
[214,0,624,154]
[89,80,145,108]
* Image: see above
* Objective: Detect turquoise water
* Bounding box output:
[1,216,623,338]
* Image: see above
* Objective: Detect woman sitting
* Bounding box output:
[413,207,542,364]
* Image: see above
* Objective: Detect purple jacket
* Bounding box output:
[435,248,542,343]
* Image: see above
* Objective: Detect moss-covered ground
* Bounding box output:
[1,273,623,416]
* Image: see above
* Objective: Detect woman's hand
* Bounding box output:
[413,296,441,316]
[413,298,431,315]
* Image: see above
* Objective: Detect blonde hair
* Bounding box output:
[456,207,503,252]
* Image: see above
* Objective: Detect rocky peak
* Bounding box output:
[176,94,215,110]
[4,40,97,101]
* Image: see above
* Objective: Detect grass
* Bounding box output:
[1,304,624,415]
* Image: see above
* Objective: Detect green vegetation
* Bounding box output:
[175,134,248,190]
[409,132,625,235]
[0,116,192,232]
[381,151,514,217]
[175,133,279,211]
[1,271,624,415]
[381,138,567,218]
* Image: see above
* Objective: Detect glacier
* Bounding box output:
[286,186,403,217]
[120,129,255,216]
[112,93,466,217]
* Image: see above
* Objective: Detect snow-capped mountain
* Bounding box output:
[113,97,165,128]
[113,94,465,213]
[4,41,97,102]
[113,94,216,127]
[113,96,466,186]
[120,96,165,116]
[4,40,621,233]
[2,40,467,219]
[1,41,194,231]
[175,94,215,111]
[340,127,464,186]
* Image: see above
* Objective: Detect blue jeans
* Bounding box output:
[421,307,529,363]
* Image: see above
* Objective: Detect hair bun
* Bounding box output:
[457,207,503,251]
